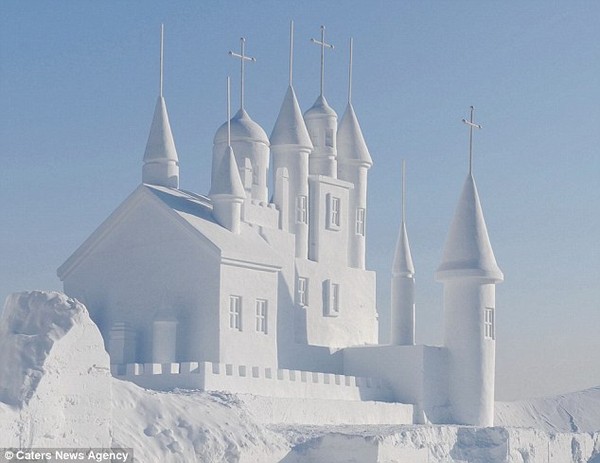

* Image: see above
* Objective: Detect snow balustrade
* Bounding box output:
[111,361,394,401]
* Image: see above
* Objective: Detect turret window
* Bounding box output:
[325,129,334,147]
[355,208,366,236]
[229,296,242,331]
[324,279,340,316]
[326,194,341,230]
[255,299,268,334]
[297,277,308,306]
[484,307,495,340]
[296,195,308,224]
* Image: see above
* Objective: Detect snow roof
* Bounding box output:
[436,174,503,282]
[214,109,269,145]
[143,96,178,162]
[270,86,313,149]
[58,185,281,280]
[304,94,337,120]
[337,103,373,166]
[392,222,415,277]
[209,146,246,198]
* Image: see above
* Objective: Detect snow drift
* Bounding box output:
[0,291,599,462]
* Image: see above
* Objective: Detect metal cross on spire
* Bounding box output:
[159,24,164,97]
[228,37,256,111]
[462,106,482,175]
[310,25,334,97]
[347,37,353,104]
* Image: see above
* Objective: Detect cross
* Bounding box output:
[228,37,256,111]
[310,25,334,97]
[462,106,482,175]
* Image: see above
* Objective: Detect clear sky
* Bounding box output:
[1,1,599,401]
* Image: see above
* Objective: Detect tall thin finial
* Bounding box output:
[310,25,334,97]
[159,24,164,97]
[289,20,294,86]
[227,76,231,147]
[229,37,256,111]
[402,160,406,224]
[462,106,482,175]
[348,37,354,104]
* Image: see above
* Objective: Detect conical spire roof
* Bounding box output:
[209,146,245,198]
[270,86,313,149]
[392,221,415,277]
[143,96,179,162]
[304,94,337,120]
[436,174,503,282]
[337,103,372,166]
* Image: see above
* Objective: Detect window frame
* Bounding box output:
[484,307,495,340]
[326,194,341,230]
[297,277,308,306]
[355,208,366,236]
[229,296,242,331]
[255,299,268,334]
[296,195,308,224]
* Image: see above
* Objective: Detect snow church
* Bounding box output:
[58,26,503,428]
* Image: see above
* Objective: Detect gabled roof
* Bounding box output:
[143,96,178,163]
[337,103,373,166]
[57,185,281,281]
[436,174,503,282]
[392,222,415,277]
[270,86,313,149]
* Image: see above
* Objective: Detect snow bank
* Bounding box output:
[496,386,600,433]
[0,291,112,447]
[1,290,600,462]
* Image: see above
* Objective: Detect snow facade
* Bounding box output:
[57,56,503,427]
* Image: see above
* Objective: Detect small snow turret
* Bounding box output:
[436,107,503,427]
[304,95,338,177]
[213,109,270,204]
[271,23,313,257]
[390,161,415,345]
[337,39,372,269]
[142,26,179,188]
[210,78,245,234]
[210,146,245,234]
[305,26,337,178]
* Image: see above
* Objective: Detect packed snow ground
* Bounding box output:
[0,291,599,462]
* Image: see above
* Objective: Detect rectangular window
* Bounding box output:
[325,129,334,147]
[255,299,267,334]
[355,208,365,236]
[296,195,308,224]
[297,277,308,306]
[229,296,242,331]
[326,194,341,230]
[324,279,340,316]
[484,307,495,340]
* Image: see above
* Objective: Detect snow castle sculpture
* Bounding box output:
[57,25,503,427]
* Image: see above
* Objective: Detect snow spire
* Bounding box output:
[310,25,334,97]
[270,22,312,149]
[437,108,502,282]
[348,37,353,105]
[228,37,256,111]
[142,24,179,189]
[289,20,294,87]
[392,161,415,277]
[159,23,164,98]
[462,106,482,176]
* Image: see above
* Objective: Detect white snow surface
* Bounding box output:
[1,291,600,463]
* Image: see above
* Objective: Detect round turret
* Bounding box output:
[304,95,338,177]
[212,109,270,203]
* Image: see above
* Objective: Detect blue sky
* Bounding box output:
[1,1,599,400]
